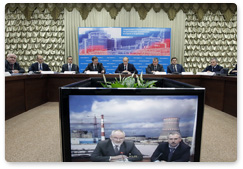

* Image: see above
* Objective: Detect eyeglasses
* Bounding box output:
[10,57,16,59]
[113,137,125,140]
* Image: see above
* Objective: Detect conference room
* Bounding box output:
[5,3,237,162]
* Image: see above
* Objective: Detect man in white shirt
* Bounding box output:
[91,130,143,162]
[151,132,190,162]
[29,55,51,72]
[83,56,106,74]
[61,56,79,73]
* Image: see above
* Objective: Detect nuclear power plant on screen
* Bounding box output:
[70,115,192,145]
[158,117,180,140]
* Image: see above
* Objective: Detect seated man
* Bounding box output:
[167,57,185,74]
[83,56,105,74]
[91,130,143,162]
[146,57,164,74]
[5,53,25,74]
[61,56,79,73]
[229,64,237,75]
[202,58,223,73]
[151,131,190,162]
[29,55,51,72]
[115,57,138,74]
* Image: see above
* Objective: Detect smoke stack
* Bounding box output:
[101,114,105,141]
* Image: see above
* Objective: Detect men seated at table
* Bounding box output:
[83,56,106,74]
[229,64,237,75]
[29,55,51,72]
[167,57,185,74]
[5,53,25,74]
[202,58,223,73]
[115,57,138,74]
[91,130,143,162]
[61,56,79,73]
[146,57,165,74]
[151,131,190,162]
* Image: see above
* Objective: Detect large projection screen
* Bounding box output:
[78,27,171,74]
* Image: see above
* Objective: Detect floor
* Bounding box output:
[5,102,237,162]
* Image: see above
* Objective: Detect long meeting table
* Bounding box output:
[5,74,237,120]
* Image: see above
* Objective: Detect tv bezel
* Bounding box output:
[60,85,205,162]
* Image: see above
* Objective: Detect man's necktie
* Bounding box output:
[94,65,97,71]
[11,64,14,70]
[154,66,157,71]
[173,65,175,72]
[114,145,119,155]
[167,148,175,162]
[40,64,42,70]
[68,64,71,71]
[124,66,126,70]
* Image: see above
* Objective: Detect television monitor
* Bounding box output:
[59,77,205,162]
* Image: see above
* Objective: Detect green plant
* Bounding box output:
[101,73,157,88]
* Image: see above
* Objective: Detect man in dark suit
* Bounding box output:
[151,132,190,162]
[146,57,164,74]
[91,130,143,162]
[229,64,237,75]
[115,57,138,74]
[167,57,185,74]
[83,56,106,74]
[5,53,25,74]
[61,56,79,73]
[202,58,223,73]
[29,55,51,72]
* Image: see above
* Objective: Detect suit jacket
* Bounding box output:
[5,60,25,73]
[167,64,185,73]
[29,62,51,71]
[115,63,138,74]
[90,139,143,162]
[61,63,79,73]
[151,141,190,162]
[202,65,223,73]
[229,64,237,75]
[146,64,164,74]
[83,63,106,74]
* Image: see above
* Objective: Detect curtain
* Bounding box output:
[5,8,65,72]
[64,7,186,66]
[184,10,237,73]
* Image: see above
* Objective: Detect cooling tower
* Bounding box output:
[158,117,180,140]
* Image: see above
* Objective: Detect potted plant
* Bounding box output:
[101,73,158,88]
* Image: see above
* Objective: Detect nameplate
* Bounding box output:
[41,71,55,74]
[154,72,167,75]
[64,71,76,74]
[196,72,215,76]
[5,72,11,76]
[85,71,98,74]
[182,72,194,75]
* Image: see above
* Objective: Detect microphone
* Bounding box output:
[153,153,163,162]
[120,152,125,162]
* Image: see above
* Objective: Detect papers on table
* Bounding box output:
[181,72,194,75]
[64,71,76,74]
[196,72,215,76]
[153,72,167,75]
[85,71,98,74]
[40,71,55,74]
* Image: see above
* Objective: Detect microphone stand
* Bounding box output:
[120,152,125,162]
[153,153,163,162]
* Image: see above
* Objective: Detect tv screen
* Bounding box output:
[59,81,204,162]
[69,95,199,162]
